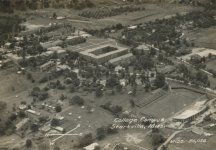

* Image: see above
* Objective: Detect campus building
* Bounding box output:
[79,43,130,64]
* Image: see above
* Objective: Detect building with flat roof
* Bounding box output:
[79,43,129,64]
[40,40,63,49]
[83,143,99,150]
[109,53,134,65]
[173,100,207,122]
[16,118,29,130]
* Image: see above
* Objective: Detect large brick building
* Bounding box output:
[79,44,130,64]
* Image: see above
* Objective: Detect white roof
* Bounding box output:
[83,143,99,150]
[80,33,92,38]
[47,46,62,51]
[16,118,29,130]
[128,25,137,29]
[40,125,51,132]
[40,61,55,68]
[55,114,64,120]
[66,36,80,40]
[26,109,41,116]
[19,104,27,110]
[173,100,207,120]
[136,44,150,51]
[40,40,63,49]
[5,42,11,46]
[54,126,64,132]
[57,16,65,20]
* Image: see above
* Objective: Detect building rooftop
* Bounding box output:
[16,118,29,130]
[109,53,133,64]
[47,46,62,51]
[66,35,80,40]
[80,44,128,59]
[136,44,150,51]
[40,40,63,49]
[83,143,99,150]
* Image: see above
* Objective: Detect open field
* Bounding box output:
[185,26,216,49]
[179,47,216,61]
[206,59,216,72]
[18,3,203,31]
[137,89,205,119]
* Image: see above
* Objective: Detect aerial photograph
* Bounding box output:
[0,0,216,150]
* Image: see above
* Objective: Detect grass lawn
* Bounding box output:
[138,89,205,119]
[206,59,216,72]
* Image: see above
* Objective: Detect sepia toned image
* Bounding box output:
[0,0,216,150]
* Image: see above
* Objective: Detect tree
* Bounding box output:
[30,123,39,132]
[85,0,95,8]
[55,105,62,113]
[106,76,118,88]
[129,99,135,107]
[138,55,154,69]
[154,73,165,88]
[95,87,103,97]
[25,139,32,147]
[107,124,118,134]
[96,127,107,140]
[0,101,7,111]
[9,113,17,121]
[116,84,122,93]
[158,54,164,62]
[69,96,84,106]
[178,64,189,77]
[54,146,61,150]
[31,87,40,96]
[151,133,164,146]
[196,71,208,85]
[27,73,32,80]
[110,105,122,114]
[53,12,57,19]
[208,53,212,59]
[115,23,123,30]
[38,116,48,124]
[78,133,93,147]
[44,0,50,8]
[150,48,156,56]
[51,118,60,127]
[69,85,75,93]
[132,85,137,96]
[18,111,26,118]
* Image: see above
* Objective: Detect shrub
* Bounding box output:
[25,139,32,147]
[51,118,60,127]
[55,105,62,113]
[96,126,107,140]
